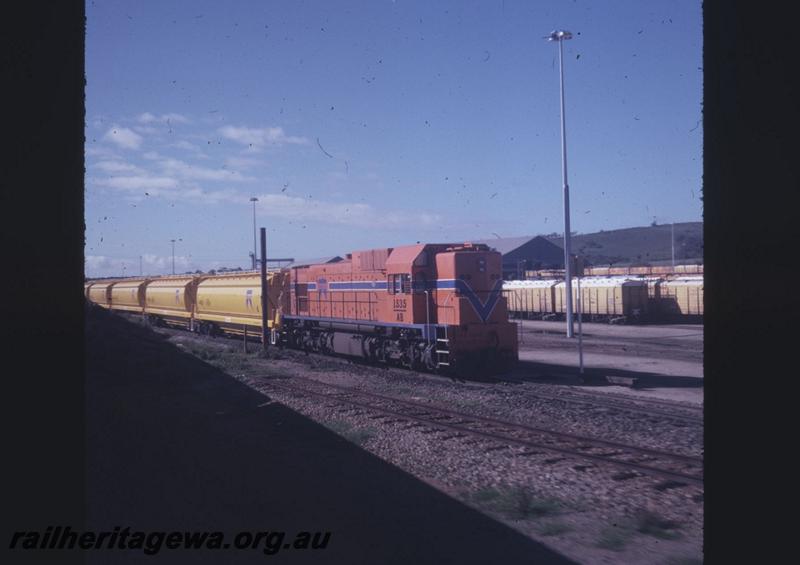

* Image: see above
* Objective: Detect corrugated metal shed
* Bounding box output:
[473,236,542,255]
[285,256,343,269]
[473,235,565,278]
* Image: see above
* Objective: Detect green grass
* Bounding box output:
[257,348,285,360]
[594,510,683,552]
[664,557,703,565]
[596,526,632,551]
[471,487,501,504]
[537,521,572,537]
[634,510,682,540]
[469,486,562,521]
[181,341,253,372]
[322,420,376,447]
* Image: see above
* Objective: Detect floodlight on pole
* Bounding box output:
[546,29,575,338]
[250,197,259,270]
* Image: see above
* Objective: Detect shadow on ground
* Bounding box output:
[86,305,575,564]
[501,359,703,390]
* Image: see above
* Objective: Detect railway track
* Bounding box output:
[491,384,704,425]
[156,323,702,423]
[258,376,704,489]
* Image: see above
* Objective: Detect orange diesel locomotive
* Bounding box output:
[281,243,517,373]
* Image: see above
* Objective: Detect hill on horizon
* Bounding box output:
[543,222,703,266]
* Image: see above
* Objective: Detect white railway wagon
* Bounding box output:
[658,276,704,316]
[554,277,649,322]
[502,280,559,318]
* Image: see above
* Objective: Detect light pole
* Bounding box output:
[170,238,182,275]
[547,29,575,338]
[671,222,676,269]
[250,197,259,270]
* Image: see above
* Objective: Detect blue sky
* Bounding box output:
[85,0,702,277]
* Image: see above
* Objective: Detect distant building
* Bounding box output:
[472,236,565,280]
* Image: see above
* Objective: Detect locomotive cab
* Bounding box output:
[433,244,518,373]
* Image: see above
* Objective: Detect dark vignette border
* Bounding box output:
[2,1,797,562]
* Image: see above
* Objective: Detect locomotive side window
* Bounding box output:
[388,274,412,294]
[400,274,411,293]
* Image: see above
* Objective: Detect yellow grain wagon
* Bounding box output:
[194,271,290,336]
[87,280,117,308]
[143,275,203,328]
[109,278,150,314]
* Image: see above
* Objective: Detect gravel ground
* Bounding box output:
[143,318,704,565]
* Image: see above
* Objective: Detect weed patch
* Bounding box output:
[322,420,376,447]
[469,485,562,521]
[538,521,572,537]
[634,510,682,540]
[664,557,703,565]
[596,525,631,551]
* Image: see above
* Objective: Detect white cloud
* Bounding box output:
[138,253,192,271]
[224,156,261,169]
[218,125,308,148]
[92,175,180,192]
[88,172,246,205]
[85,146,121,159]
[84,255,118,272]
[249,193,441,228]
[172,140,200,151]
[169,140,210,159]
[85,254,196,278]
[133,126,159,135]
[103,126,143,150]
[158,157,253,182]
[92,160,144,174]
[137,112,190,124]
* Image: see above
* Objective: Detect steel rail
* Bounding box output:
[262,377,703,487]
